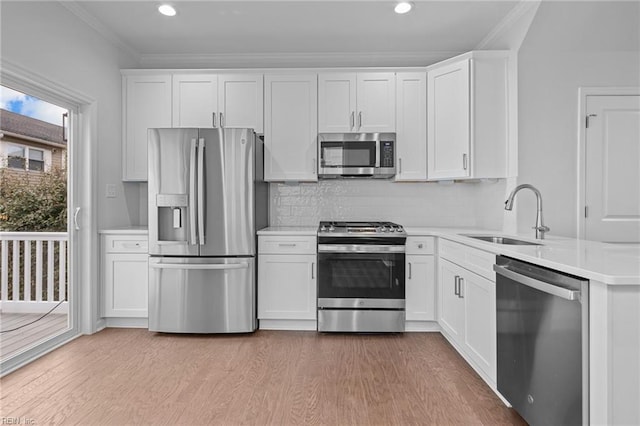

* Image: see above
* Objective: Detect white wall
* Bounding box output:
[516,1,640,238]
[0,1,139,230]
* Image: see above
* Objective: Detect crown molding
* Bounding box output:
[58,1,141,62]
[475,0,541,50]
[138,51,464,69]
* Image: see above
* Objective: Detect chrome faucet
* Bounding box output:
[505,184,550,239]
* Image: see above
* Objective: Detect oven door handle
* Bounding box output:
[318,244,405,253]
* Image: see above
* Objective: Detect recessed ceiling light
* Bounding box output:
[394,1,413,14]
[158,4,177,17]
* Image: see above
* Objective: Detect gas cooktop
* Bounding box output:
[318,221,406,236]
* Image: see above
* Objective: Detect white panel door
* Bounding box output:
[427,59,471,180]
[438,259,464,341]
[318,73,356,132]
[405,255,435,321]
[264,74,318,181]
[585,95,640,242]
[356,72,396,133]
[123,74,172,181]
[103,253,148,317]
[395,72,427,181]
[258,254,316,320]
[172,74,218,128]
[461,271,496,381]
[218,74,264,133]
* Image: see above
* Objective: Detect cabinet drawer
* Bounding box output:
[439,239,495,281]
[258,236,317,255]
[103,235,149,253]
[406,237,435,255]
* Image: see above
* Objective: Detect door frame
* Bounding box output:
[576,86,640,240]
[0,60,98,375]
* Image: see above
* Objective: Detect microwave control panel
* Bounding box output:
[381,141,394,168]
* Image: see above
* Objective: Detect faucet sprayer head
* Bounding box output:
[505,197,515,211]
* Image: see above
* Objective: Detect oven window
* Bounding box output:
[318,252,405,299]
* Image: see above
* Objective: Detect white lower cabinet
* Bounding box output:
[405,237,436,329]
[438,240,497,385]
[257,235,317,330]
[101,233,149,321]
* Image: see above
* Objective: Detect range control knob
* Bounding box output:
[381,226,389,232]
[320,225,326,232]
[396,226,404,232]
[328,225,335,231]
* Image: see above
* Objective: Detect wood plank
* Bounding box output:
[0,330,526,425]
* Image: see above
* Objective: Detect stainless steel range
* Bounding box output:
[317,221,407,332]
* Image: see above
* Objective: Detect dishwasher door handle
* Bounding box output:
[493,264,580,301]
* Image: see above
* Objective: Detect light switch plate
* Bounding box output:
[106,184,116,198]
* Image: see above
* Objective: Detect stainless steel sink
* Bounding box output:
[461,235,542,246]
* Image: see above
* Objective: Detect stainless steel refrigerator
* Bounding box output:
[147,128,268,333]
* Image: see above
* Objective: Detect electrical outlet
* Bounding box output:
[106,184,116,198]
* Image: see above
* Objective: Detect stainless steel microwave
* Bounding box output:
[317,133,396,179]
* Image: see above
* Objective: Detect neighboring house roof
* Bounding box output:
[0,108,66,147]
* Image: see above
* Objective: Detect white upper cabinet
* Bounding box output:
[395,72,427,181]
[264,73,318,181]
[427,51,511,180]
[318,72,395,133]
[122,74,172,181]
[218,74,264,133]
[173,73,263,132]
[172,74,218,128]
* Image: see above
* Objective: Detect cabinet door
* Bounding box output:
[103,253,148,317]
[438,259,464,341]
[395,72,427,181]
[356,72,396,133]
[172,74,218,128]
[123,74,172,181]
[318,73,356,132]
[218,74,264,133]
[461,271,496,381]
[427,59,471,179]
[406,255,435,321]
[264,74,318,181]
[258,254,317,320]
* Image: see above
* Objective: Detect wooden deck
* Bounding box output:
[0,312,68,360]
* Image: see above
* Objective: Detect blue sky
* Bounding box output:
[1,86,67,126]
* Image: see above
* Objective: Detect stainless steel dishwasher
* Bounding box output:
[494,256,589,426]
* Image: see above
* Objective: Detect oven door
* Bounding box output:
[317,244,405,308]
[319,141,378,176]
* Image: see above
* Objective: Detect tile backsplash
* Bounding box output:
[269,179,507,229]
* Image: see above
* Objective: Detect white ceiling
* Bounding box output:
[59,0,522,67]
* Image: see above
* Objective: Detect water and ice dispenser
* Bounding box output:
[156,193,189,242]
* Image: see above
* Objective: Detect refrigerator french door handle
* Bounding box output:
[150,262,249,270]
[197,138,206,246]
[189,138,198,245]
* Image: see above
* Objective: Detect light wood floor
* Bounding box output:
[0,329,526,425]
[0,313,68,360]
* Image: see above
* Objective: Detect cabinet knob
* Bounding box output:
[417,243,423,249]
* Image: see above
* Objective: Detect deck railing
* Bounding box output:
[0,232,68,314]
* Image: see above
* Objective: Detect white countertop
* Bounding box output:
[99,227,149,235]
[406,227,640,285]
[257,226,317,236]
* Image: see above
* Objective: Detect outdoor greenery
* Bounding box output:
[0,166,67,231]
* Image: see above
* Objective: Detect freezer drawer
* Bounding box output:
[148,256,256,333]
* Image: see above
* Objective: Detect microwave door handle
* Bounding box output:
[197,138,205,246]
[189,138,198,245]
[375,140,380,167]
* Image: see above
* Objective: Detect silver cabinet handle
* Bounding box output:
[358,111,362,129]
[197,138,205,245]
[220,112,225,128]
[408,262,412,279]
[458,277,465,298]
[494,265,581,301]
[73,207,81,231]
[189,139,198,245]
[212,112,217,128]
[454,275,460,296]
[278,243,296,247]
[398,158,402,174]
[311,262,315,279]
[463,153,468,170]
[312,157,316,174]
[350,111,355,130]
